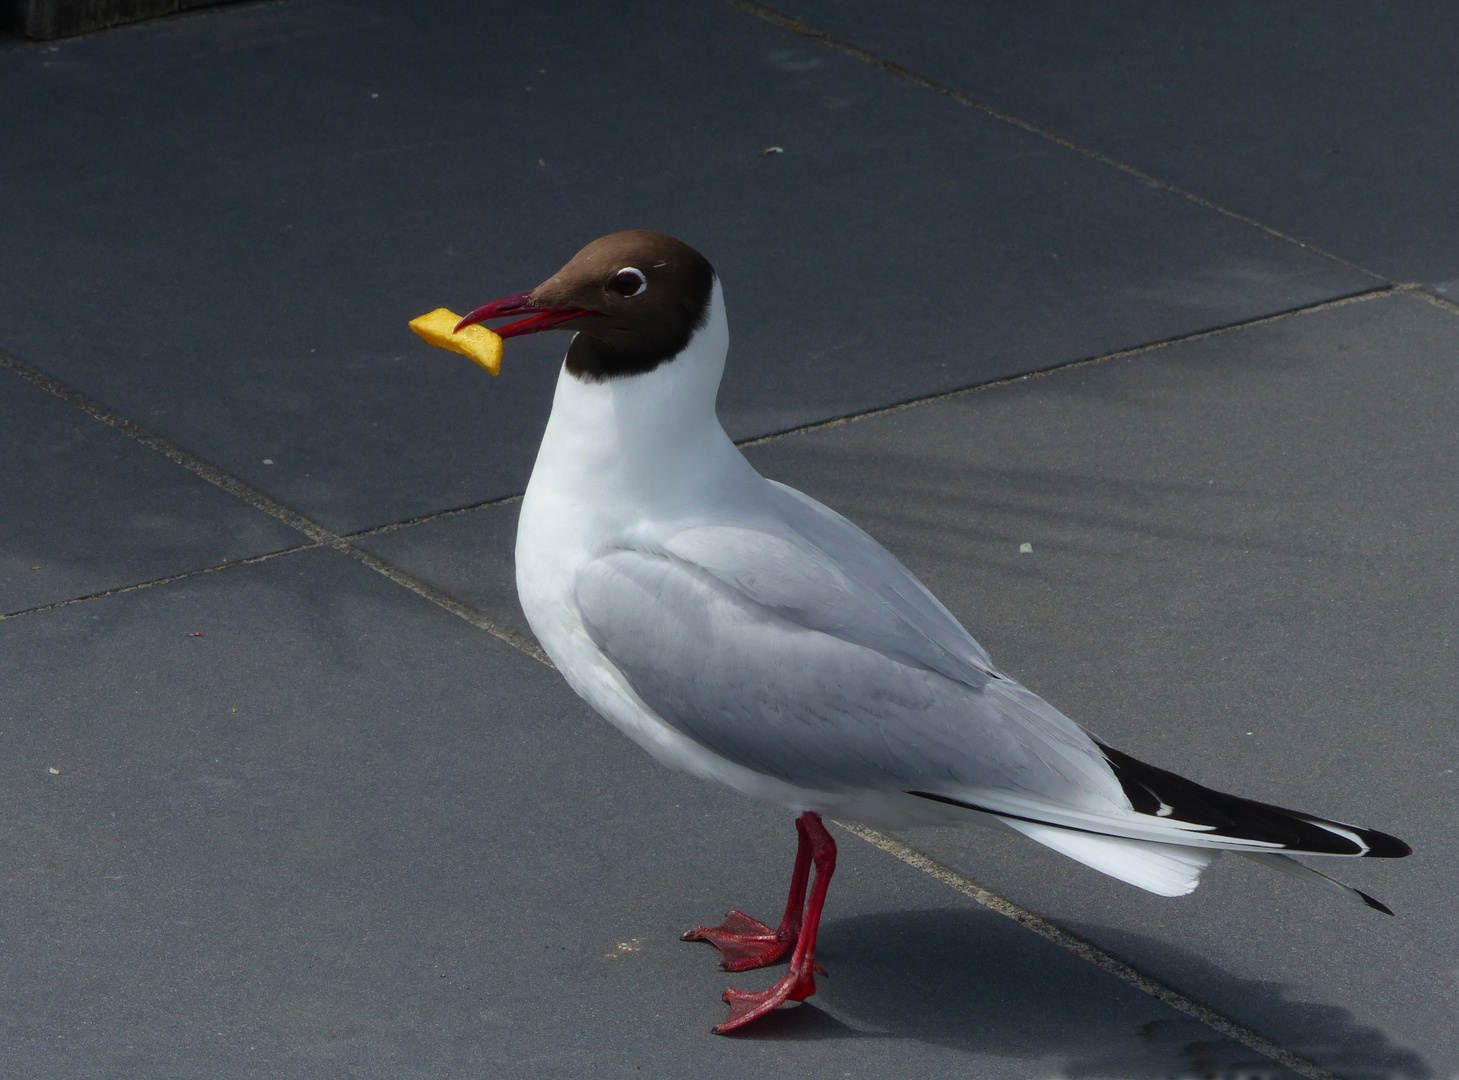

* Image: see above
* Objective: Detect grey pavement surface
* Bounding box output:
[0,0,1375,535]
[2,1,1455,1077]
[783,0,1459,288]
[0,357,305,616]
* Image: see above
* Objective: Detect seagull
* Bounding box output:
[453,230,1411,1033]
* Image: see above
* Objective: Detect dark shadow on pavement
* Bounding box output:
[728,909,1430,1080]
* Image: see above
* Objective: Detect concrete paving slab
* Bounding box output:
[0,544,1279,1078]
[0,0,1373,534]
[780,0,1459,285]
[363,291,1456,1076]
[0,360,305,615]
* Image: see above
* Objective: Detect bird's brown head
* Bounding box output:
[456,230,716,381]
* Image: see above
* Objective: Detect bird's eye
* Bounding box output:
[610,267,647,297]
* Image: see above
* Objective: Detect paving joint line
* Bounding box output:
[0,350,551,665]
[722,0,1388,284]
[344,493,524,540]
[0,545,319,621]
[835,821,1340,1080]
[1398,282,1459,316]
[738,285,1397,448]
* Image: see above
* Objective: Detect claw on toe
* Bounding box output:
[682,910,795,971]
[714,967,819,1033]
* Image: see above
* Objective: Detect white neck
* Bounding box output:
[522,281,760,542]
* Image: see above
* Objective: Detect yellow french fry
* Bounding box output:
[409,308,503,375]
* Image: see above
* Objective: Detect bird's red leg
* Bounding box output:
[682,814,814,971]
[714,812,837,1033]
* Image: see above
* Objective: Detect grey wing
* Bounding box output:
[662,479,997,690]
[575,548,1120,805]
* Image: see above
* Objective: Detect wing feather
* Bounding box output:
[575,547,1122,808]
[659,480,998,688]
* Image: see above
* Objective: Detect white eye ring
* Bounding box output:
[612,267,647,297]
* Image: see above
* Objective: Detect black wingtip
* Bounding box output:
[1358,889,1395,916]
[1095,741,1413,858]
[1359,830,1412,859]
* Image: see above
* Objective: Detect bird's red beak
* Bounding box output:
[454,293,599,339]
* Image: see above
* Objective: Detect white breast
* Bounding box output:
[513,285,809,796]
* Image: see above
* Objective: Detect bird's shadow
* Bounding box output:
[722,909,1429,1080]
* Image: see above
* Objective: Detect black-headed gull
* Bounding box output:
[453,231,1410,1033]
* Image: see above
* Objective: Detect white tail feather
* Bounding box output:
[1002,819,1217,896]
